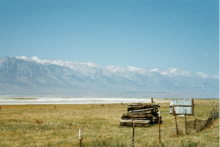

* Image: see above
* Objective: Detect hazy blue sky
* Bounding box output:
[0,0,219,75]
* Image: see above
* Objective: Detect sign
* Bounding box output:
[170,99,194,115]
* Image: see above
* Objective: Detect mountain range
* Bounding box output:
[0,56,218,98]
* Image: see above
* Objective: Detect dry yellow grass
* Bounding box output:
[0,99,219,147]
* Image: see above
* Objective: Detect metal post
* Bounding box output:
[185,109,187,134]
[159,111,161,143]
[79,129,81,147]
[194,116,196,130]
[132,121,135,147]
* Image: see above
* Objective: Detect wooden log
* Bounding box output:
[152,104,160,107]
[128,106,151,111]
[153,116,162,120]
[128,108,154,113]
[128,106,160,111]
[122,116,153,120]
[152,112,159,115]
[120,123,151,127]
[153,120,163,123]
[122,102,162,126]
[128,104,160,110]
[121,120,151,123]
[121,117,152,120]
[120,120,151,127]
[134,123,151,127]
[153,117,159,119]
[132,111,152,115]
[129,110,152,114]
[121,113,152,118]
[154,120,163,123]
[127,104,160,107]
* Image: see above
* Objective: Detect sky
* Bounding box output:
[0,0,219,75]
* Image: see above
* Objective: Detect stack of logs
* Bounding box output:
[120,103,163,127]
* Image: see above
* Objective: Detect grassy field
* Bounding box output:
[0,99,219,147]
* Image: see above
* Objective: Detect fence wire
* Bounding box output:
[186,109,219,134]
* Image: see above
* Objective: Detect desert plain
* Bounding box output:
[0,99,219,147]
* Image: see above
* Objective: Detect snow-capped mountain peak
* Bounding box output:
[127,66,144,71]
[150,68,160,72]
[14,56,218,79]
[31,56,40,61]
[0,56,218,98]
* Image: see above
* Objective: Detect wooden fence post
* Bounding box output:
[202,113,206,126]
[151,98,153,104]
[0,106,1,111]
[79,129,81,147]
[159,111,161,143]
[203,113,206,120]
[174,109,178,137]
[132,121,135,147]
[185,109,187,134]
[54,105,56,110]
[208,109,213,118]
[192,98,194,116]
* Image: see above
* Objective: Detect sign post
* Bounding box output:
[174,109,178,137]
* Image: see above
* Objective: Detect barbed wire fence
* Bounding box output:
[185,108,219,134]
[36,106,218,147]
